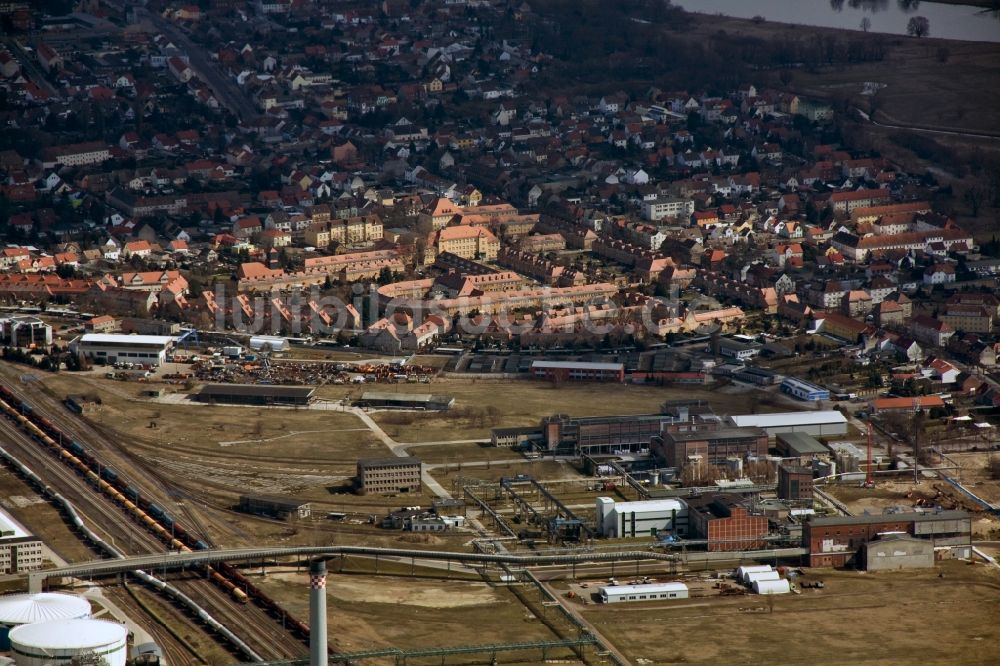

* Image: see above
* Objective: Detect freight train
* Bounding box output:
[0,383,312,639]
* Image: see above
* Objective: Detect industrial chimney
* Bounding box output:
[309,559,328,666]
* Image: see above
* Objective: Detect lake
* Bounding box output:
[673,0,1000,43]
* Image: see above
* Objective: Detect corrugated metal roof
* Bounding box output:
[79,333,174,346]
[808,510,969,527]
[730,411,847,428]
[600,498,686,514]
[198,384,315,399]
[531,360,624,371]
[601,582,688,595]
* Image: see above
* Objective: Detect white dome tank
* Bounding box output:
[9,618,127,666]
[0,594,91,651]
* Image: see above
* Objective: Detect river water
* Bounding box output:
[673,0,1000,43]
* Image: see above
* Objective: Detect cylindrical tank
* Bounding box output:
[9,618,127,666]
[0,593,91,651]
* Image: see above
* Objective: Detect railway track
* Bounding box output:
[12,377,226,552]
[104,584,204,666]
[0,384,309,662]
[0,419,165,557]
[169,574,301,661]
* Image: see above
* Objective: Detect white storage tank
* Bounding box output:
[0,594,91,651]
[9,618,127,666]
[752,579,791,595]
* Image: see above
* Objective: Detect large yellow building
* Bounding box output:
[436,225,500,260]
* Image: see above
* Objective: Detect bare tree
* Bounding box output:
[860,17,871,32]
[906,16,930,38]
[964,186,986,217]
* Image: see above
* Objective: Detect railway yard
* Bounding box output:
[1,356,999,666]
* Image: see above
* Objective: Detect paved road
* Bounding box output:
[537,579,632,666]
[136,8,258,120]
[855,107,1000,141]
[2,38,58,97]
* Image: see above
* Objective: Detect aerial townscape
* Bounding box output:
[0,0,999,664]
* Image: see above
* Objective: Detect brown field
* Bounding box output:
[322,377,776,442]
[586,561,1000,665]
[945,451,1000,504]
[677,12,1000,142]
[0,466,96,566]
[255,571,578,664]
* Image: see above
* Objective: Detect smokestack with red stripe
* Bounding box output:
[309,559,327,666]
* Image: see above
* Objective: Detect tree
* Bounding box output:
[964,186,985,217]
[906,16,929,38]
[860,17,871,33]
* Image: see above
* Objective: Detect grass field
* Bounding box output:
[586,561,1000,665]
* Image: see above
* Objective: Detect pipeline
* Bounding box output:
[0,446,264,663]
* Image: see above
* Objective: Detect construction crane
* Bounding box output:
[863,421,876,488]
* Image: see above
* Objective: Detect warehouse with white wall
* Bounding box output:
[596,497,688,539]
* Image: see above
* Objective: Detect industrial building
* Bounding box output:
[752,579,791,595]
[599,582,688,603]
[237,495,311,520]
[653,427,769,469]
[736,565,774,584]
[0,315,52,348]
[687,494,769,552]
[596,497,688,539]
[195,384,316,406]
[9,618,128,666]
[529,360,625,383]
[774,432,831,461]
[490,426,545,448]
[356,457,422,495]
[777,463,814,501]
[780,377,830,401]
[0,508,44,575]
[728,411,848,438]
[511,401,721,455]
[0,593,90,651]
[863,533,936,571]
[249,335,290,352]
[68,333,174,366]
[355,392,455,411]
[804,510,971,567]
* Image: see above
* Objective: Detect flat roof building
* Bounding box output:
[69,333,174,367]
[687,494,768,552]
[357,457,422,495]
[0,508,44,575]
[780,377,830,401]
[863,533,935,571]
[804,510,970,567]
[777,463,814,501]
[196,384,316,406]
[0,316,52,348]
[654,427,769,469]
[775,432,831,461]
[237,495,311,520]
[600,582,688,604]
[530,360,625,383]
[729,411,848,438]
[596,497,688,539]
[355,392,454,411]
